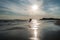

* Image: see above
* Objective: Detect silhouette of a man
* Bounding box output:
[29,19,32,22]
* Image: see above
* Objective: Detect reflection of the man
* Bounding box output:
[29,19,40,40]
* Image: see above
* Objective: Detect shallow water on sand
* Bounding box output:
[0,19,60,40]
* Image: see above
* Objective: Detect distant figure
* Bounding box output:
[29,19,32,22]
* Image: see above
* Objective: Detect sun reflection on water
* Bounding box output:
[29,19,40,40]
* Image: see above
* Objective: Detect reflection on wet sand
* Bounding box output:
[28,19,40,40]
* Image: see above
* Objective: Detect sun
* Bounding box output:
[31,4,38,11]
[29,4,39,15]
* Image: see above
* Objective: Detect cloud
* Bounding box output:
[0,0,42,15]
[0,0,60,18]
[0,0,30,15]
[43,0,60,15]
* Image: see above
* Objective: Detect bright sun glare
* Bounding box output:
[31,5,38,11]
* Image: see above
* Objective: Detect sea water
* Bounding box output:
[0,19,60,40]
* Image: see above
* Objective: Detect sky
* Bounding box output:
[0,0,60,19]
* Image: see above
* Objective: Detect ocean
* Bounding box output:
[0,19,60,40]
